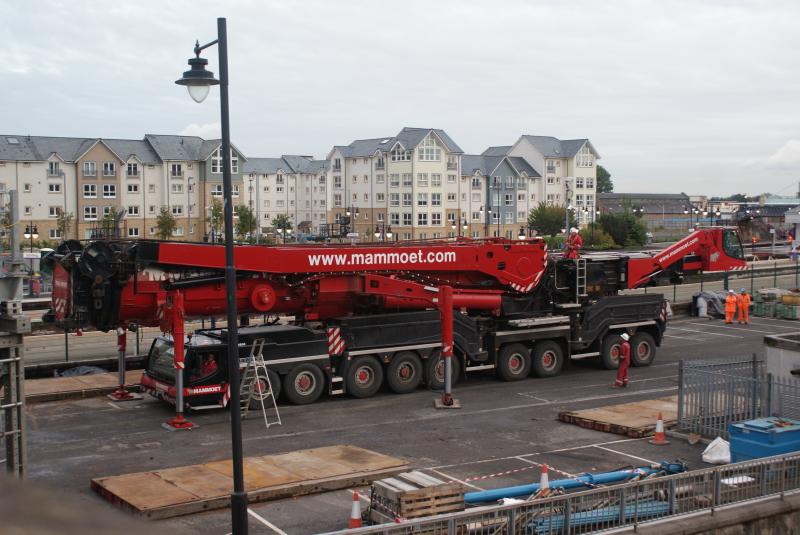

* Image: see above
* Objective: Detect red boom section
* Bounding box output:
[626,228,746,289]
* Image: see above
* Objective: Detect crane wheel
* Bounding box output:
[531,341,564,378]
[601,334,623,370]
[249,370,281,410]
[630,332,656,367]
[283,364,324,405]
[386,352,423,394]
[425,350,461,390]
[346,356,384,398]
[497,343,532,381]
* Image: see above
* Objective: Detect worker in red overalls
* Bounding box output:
[612,332,631,388]
[564,227,583,259]
[724,289,738,324]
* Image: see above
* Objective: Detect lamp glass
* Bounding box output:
[187,84,211,103]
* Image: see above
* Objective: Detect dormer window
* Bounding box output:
[418,134,441,162]
[391,146,410,162]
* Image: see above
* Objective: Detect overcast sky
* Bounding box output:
[2,0,798,196]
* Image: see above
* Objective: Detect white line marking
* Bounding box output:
[668,326,743,338]
[428,468,485,491]
[749,316,800,326]
[248,508,288,535]
[663,333,706,342]
[514,456,577,478]
[687,322,789,335]
[106,402,124,410]
[593,445,657,465]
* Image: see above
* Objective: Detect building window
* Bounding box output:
[149,205,156,214]
[128,227,139,237]
[389,174,399,188]
[518,177,526,190]
[49,228,61,239]
[431,174,442,187]
[576,176,584,188]
[505,194,513,206]
[390,212,400,225]
[577,145,593,167]
[171,163,182,177]
[211,148,238,173]
[546,160,556,174]
[403,213,412,226]
[128,206,140,216]
[417,173,428,187]
[22,183,32,193]
[276,175,284,185]
[103,184,116,198]
[472,193,481,202]
[128,183,139,193]
[212,184,223,197]
[391,146,410,162]
[418,213,428,226]
[447,193,456,202]
[447,212,456,224]
[505,176,514,188]
[48,183,61,193]
[363,175,368,183]
[352,175,357,184]
[586,177,595,189]
[172,205,183,216]
[363,193,369,201]
[48,206,59,217]
[333,158,341,171]
[547,176,555,185]
[83,161,96,177]
[376,193,385,202]
[148,184,156,193]
[23,206,31,216]
[48,161,60,176]
[518,211,526,222]
[504,212,513,224]
[127,163,139,177]
[431,213,442,226]
[417,193,428,206]
[472,211,480,221]
[171,183,184,194]
[402,193,412,207]
[376,174,385,184]
[575,193,584,206]
[447,174,456,184]
[84,206,98,220]
[276,200,285,207]
[418,135,441,161]
[432,193,441,206]
[103,161,115,176]
[232,184,240,196]
[173,227,184,237]
[402,173,412,187]
[389,193,400,207]
[83,184,97,198]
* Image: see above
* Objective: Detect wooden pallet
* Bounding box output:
[558,396,678,438]
[91,445,408,520]
[370,471,464,523]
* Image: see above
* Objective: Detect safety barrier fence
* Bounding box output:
[678,356,800,440]
[322,451,800,535]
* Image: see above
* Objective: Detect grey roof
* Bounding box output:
[461,155,488,175]
[342,138,395,158]
[242,157,290,174]
[395,127,463,153]
[104,139,160,164]
[481,146,511,157]
[336,127,464,158]
[144,134,207,161]
[507,156,540,177]
[0,135,95,162]
[461,154,540,178]
[243,156,330,175]
[520,135,589,158]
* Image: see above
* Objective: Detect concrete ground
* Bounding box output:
[23,314,800,535]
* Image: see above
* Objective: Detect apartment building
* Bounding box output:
[241,156,328,235]
[0,134,246,243]
[327,127,464,241]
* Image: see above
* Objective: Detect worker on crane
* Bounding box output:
[724,289,738,324]
[564,227,583,259]
[612,332,631,388]
[737,288,751,324]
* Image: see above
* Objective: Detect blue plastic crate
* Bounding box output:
[729,417,800,462]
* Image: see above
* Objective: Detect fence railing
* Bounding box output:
[321,451,800,535]
[678,356,800,439]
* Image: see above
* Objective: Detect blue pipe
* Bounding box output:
[464,461,686,504]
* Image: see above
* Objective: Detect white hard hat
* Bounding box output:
[620,333,630,341]
[729,289,735,293]
[570,227,579,233]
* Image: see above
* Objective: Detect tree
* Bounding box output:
[208,199,225,236]
[271,213,292,231]
[580,224,616,250]
[156,206,177,240]
[597,165,614,193]
[527,203,577,237]
[596,211,648,247]
[56,208,73,241]
[235,205,257,241]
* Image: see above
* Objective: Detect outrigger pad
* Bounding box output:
[433,397,462,409]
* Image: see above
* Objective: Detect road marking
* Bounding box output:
[750,317,800,326]
[427,468,485,491]
[526,375,678,393]
[514,456,577,478]
[687,322,788,334]
[106,402,124,410]
[663,333,706,342]
[668,326,742,338]
[248,508,288,535]
[593,445,656,465]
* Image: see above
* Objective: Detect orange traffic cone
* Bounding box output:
[348,491,362,529]
[76,328,83,337]
[649,412,669,445]
[539,464,550,490]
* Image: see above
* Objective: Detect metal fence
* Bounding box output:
[322,451,800,535]
[678,356,800,439]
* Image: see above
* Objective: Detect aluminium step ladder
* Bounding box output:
[575,258,588,302]
[239,338,281,429]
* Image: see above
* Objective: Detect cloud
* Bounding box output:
[762,140,800,170]
[179,122,221,139]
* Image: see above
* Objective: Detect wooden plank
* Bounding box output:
[398,471,445,487]
[558,396,678,438]
[91,445,408,520]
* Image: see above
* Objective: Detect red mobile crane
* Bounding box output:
[46,227,745,424]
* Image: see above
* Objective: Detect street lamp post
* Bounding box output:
[175,18,248,535]
[461,217,468,238]
[374,223,392,242]
[23,224,38,294]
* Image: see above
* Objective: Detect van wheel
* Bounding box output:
[497,343,531,381]
[386,352,423,394]
[426,351,461,390]
[346,356,384,398]
[631,332,656,367]
[284,364,324,405]
[602,334,623,370]
[531,341,564,378]
[248,370,281,410]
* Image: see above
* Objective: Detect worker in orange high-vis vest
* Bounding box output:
[724,289,738,324]
[737,288,751,324]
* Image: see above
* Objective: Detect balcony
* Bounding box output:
[171,172,183,179]
[375,164,385,171]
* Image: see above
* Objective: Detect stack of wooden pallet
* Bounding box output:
[369,471,464,524]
